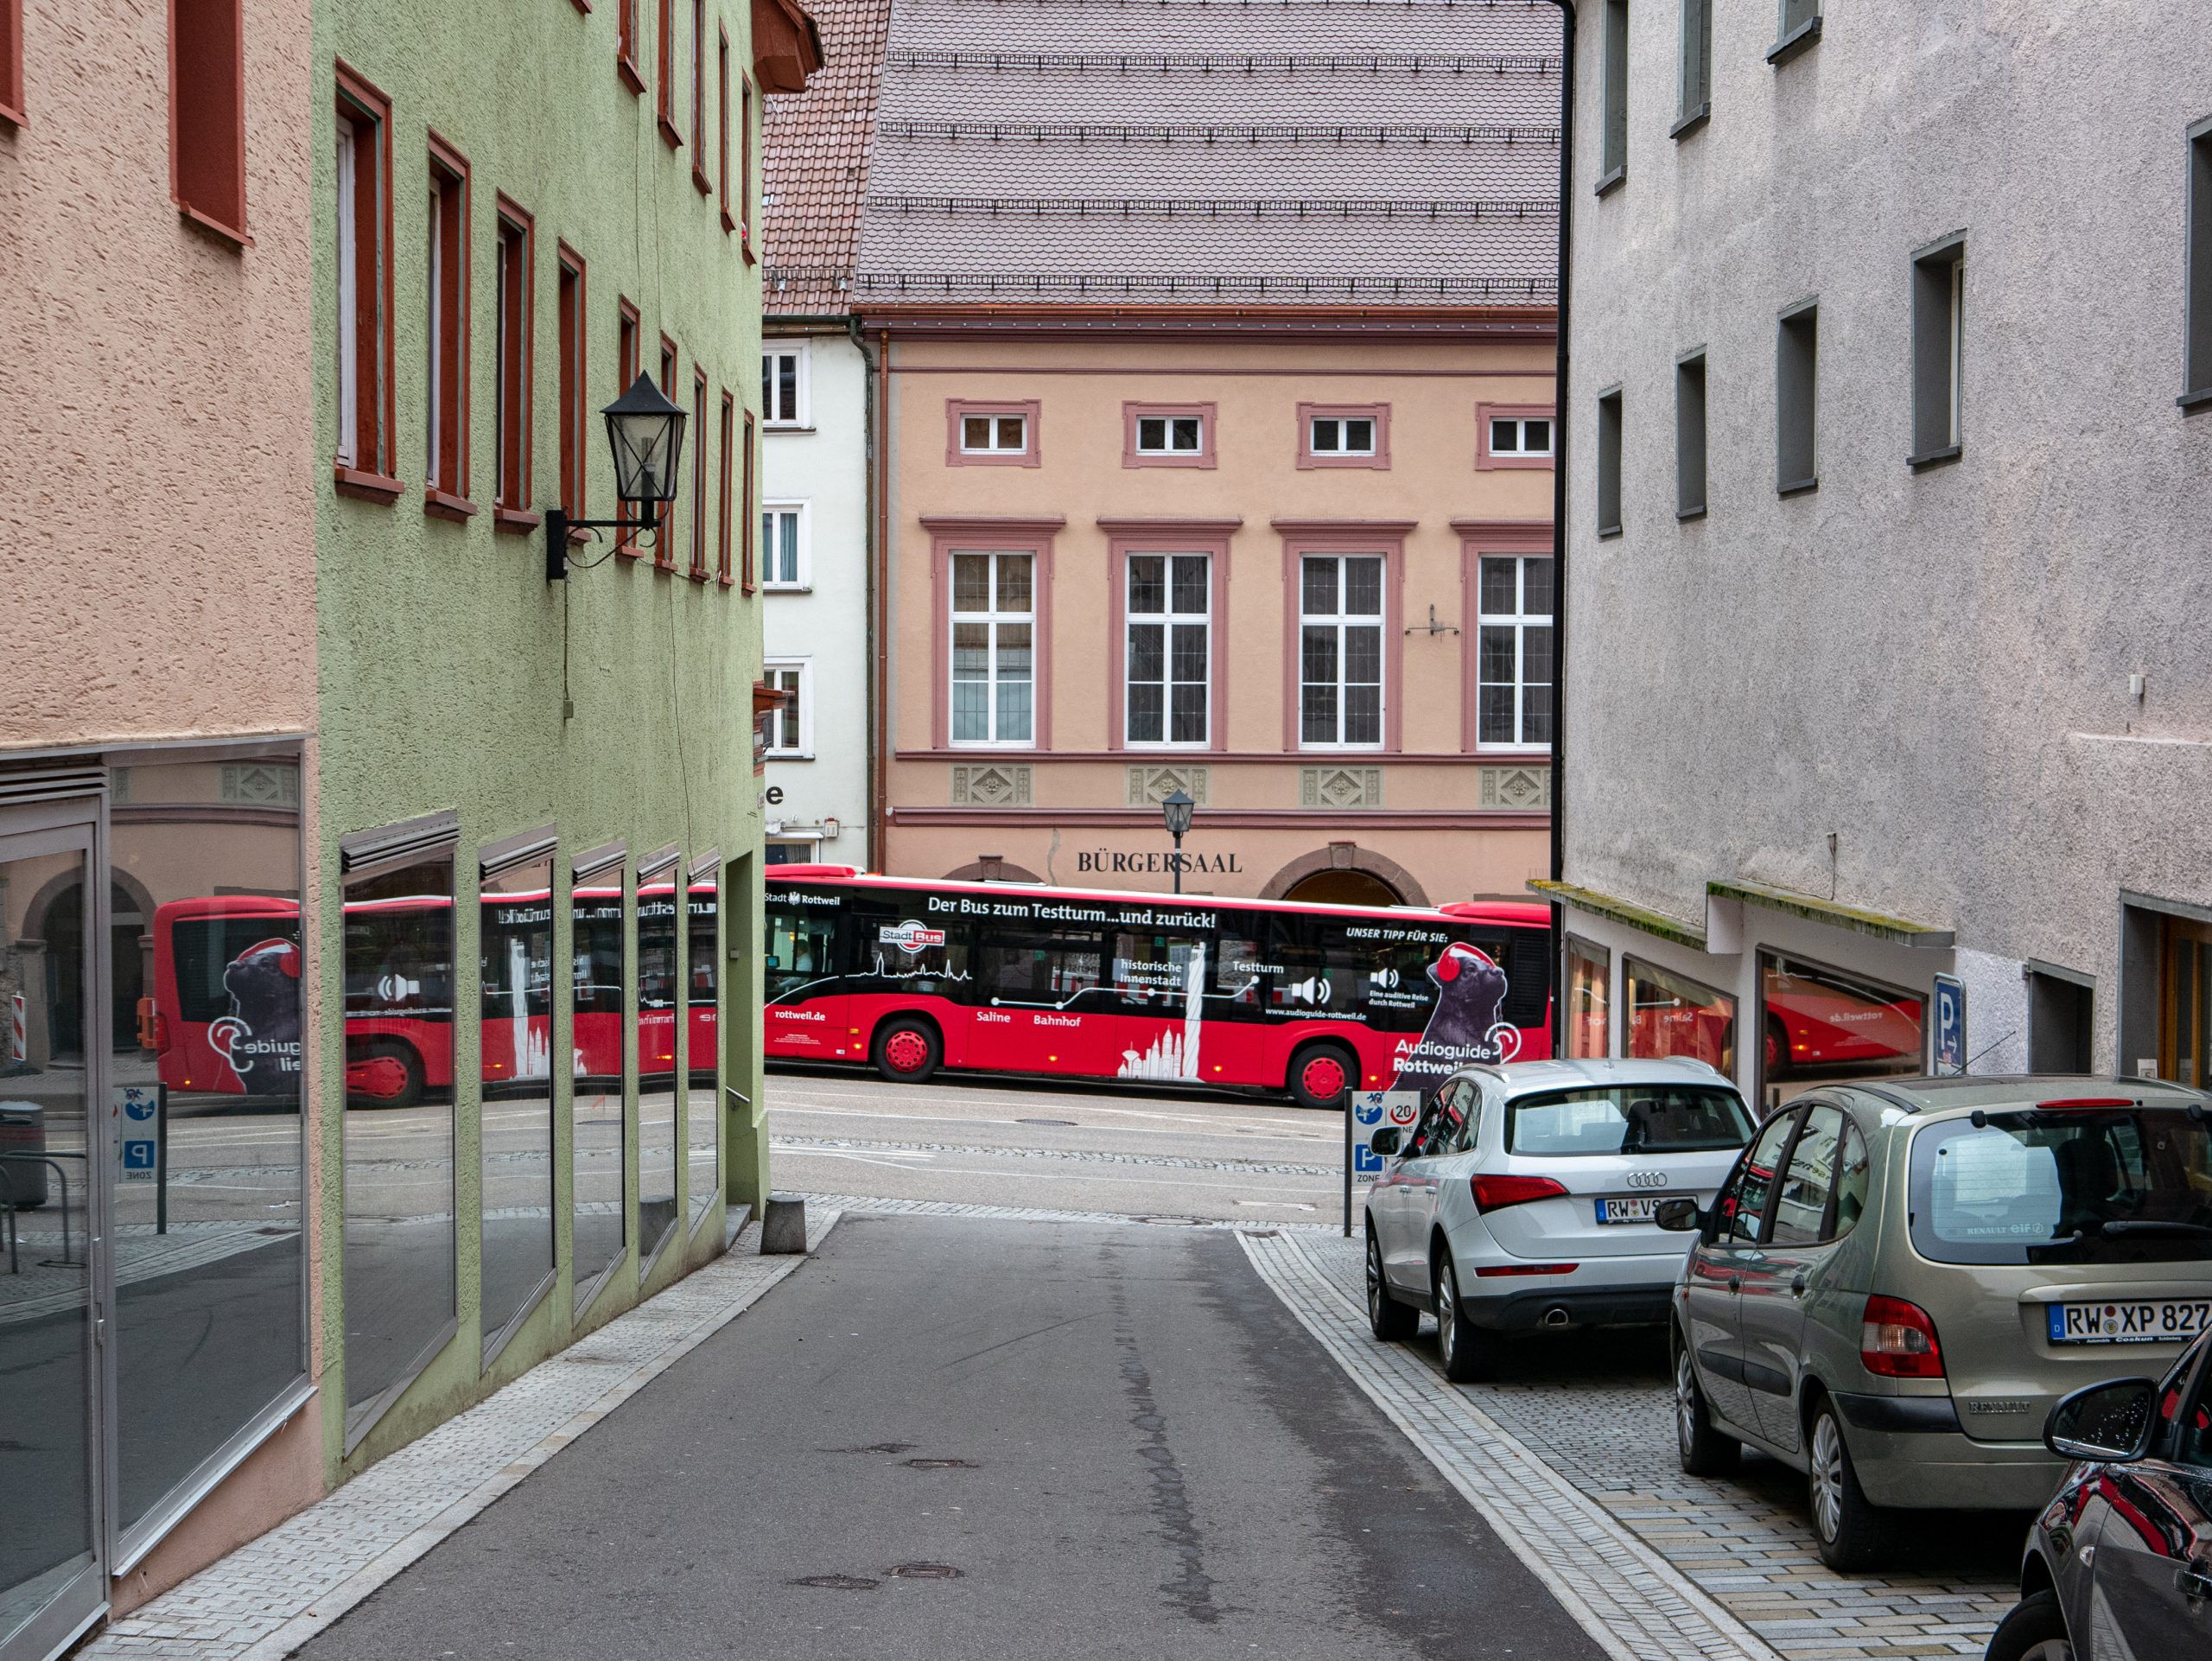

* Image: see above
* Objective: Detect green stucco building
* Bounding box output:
[311,0,817,1475]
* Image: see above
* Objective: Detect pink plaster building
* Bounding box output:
[0,0,322,1645]
[848,8,1564,908]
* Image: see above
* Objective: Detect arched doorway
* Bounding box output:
[1281,868,1404,908]
[944,856,1042,883]
[33,878,146,1059]
[1260,843,1430,909]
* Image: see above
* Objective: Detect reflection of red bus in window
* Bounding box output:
[147,885,718,1104]
[765,868,1552,1108]
[1761,959,1924,1077]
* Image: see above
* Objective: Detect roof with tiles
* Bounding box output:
[763,0,896,315]
[850,0,1563,311]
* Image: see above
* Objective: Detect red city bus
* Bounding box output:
[146,885,718,1104]
[765,867,1553,1107]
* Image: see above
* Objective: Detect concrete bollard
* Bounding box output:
[760,1192,808,1255]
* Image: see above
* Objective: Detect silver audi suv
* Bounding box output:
[1365,1056,1757,1381]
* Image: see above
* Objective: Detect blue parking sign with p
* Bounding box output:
[122,1138,156,1172]
[1933,974,1966,1075]
[1353,1143,1384,1176]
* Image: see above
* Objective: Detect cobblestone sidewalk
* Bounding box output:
[1256,1232,2018,1661]
[82,1211,838,1661]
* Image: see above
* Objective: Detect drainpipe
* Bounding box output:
[846,312,880,873]
[873,324,891,875]
[1544,0,1575,1055]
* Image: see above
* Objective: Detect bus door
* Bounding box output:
[970,926,1108,1075]
[764,896,847,1060]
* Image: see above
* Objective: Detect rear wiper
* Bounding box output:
[2094,1219,2212,1238]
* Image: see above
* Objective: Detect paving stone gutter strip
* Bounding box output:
[82,1213,840,1661]
[1239,1229,1785,1661]
[792,1191,1341,1230]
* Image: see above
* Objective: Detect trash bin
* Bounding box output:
[0,1102,48,1209]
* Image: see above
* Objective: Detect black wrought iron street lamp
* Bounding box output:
[1160,787,1195,895]
[543,372,689,580]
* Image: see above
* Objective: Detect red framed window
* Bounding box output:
[615,297,640,557]
[690,368,709,579]
[334,63,397,500]
[690,0,709,193]
[655,0,679,148]
[1,0,23,125]
[556,245,586,520]
[740,410,756,593]
[170,0,248,242]
[493,197,537,531]
[424,134,473,519]
[716,391,734,585]
[717,27,733,232]
[656,335,678,566]
[616,0,643,93]
[738,73,753,257]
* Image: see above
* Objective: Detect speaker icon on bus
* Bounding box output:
[1287,976,1332,1006]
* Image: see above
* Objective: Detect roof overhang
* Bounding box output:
[750,0,823,92]
[1705,879,1955,949]
[1526,880,1707,952]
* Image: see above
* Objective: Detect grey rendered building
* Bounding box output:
[1544,1,2212,1101]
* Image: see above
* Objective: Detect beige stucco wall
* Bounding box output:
[881,326,1554,904]
[0,0,317,749]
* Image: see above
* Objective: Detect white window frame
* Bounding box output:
[761,341,809,429]
[959,412,1028,455]
[763,659,812,758]
[1298,553,1386,751]
[1490,416,1554,459]
[949,550,1035,747]
[760,500,809,589]
[1308,415,1375,457]
[1475,554,1554,754]
[1135,413,1205,455]
[1123,552,1211,749]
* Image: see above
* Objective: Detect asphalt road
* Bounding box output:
[764,1064,1351,1225]
[298,1213,1603,1661]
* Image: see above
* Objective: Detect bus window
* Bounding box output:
[976,928,1103,1008]
[765,903,839,1002]
[847,897,974,998]
[571,891,625,1021]
[1110,932,1207,1012]
[1263,917,1366,1021]
[1211,932,1271,1014]
[1359,936,1445,1034]
[638,879,682,1079]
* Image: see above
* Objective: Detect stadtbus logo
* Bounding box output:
[880,920,948,956]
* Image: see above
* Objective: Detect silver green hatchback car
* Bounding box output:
[1658,1076,2212,1571]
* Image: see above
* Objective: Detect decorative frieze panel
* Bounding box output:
[1300,767,1382,810]
[1478,765,1551,811]
[950,764,1032,807]
[1126,765,1209,807]
[222,763,301,805]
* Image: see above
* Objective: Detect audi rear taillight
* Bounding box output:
[1860,1294,1945,1378]
[1471,1174,1568,1212]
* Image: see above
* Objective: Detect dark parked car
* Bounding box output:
[1984,1330,2212,1660]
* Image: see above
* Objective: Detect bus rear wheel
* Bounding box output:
[346,1040,424,1109]
[874,1019,941,1085]
[1287,1043,1357,1111]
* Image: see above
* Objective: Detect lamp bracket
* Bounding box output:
[542,506,667,581]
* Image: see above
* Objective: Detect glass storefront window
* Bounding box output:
[2158,915,2212,1089]
[108,757,307,1533]
[1565,936,1610,1059]
[637,864,680,1267]
[480,852,555,1360]
[571,867,626,1301]
[1625,956,1736,1075]
[341,851,458,1436]
[1758,951,1924,1095]
[686,870,719,1230]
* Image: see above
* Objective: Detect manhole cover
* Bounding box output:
[903,1457,975,1470]
[1017,1117,1076,1126]
[790,1575,879,1591]
[889,1563,964,1580]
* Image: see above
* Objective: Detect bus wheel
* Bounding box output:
[874,1019,941,1085]
[346,1041,423,1109]
[1287,1044,1356,1111]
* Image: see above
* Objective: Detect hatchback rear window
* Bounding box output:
[1910,1110,2212,1265]
[1504,1086,1754,1157]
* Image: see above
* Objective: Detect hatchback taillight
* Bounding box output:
[1860,1294,1945,1378]
[1471,1174,1568,1212]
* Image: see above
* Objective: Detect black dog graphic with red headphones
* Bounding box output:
[1387,940,1516,1098]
